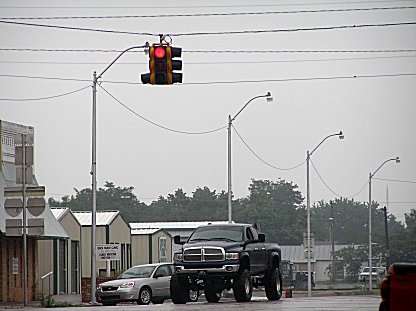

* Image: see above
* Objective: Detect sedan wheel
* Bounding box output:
[137,287,152,305]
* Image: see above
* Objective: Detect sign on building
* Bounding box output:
[159,237,167,262]
[96,244,121,261]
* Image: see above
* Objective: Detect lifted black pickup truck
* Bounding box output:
[170,223,282,304]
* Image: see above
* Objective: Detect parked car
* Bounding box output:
[359,266,386,285]
[96,263,198,305]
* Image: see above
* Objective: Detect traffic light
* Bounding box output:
[141,44,182,85]
[166,46,182,84]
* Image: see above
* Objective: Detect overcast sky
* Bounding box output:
[1,0,415,223]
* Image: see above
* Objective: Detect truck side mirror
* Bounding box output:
[174,235,184,245]
[258,233,265,243]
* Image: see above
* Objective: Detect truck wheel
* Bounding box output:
[204,288,221,303]
[233,269,252,302]
[170,274,188,304]
[265,267,283,301]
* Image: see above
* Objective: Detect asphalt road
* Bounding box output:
[2,295,380,311]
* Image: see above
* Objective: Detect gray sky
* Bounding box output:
[1,0,415,223]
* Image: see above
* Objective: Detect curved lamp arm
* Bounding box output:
[231,92,272,123]
[371,157,400,178]
[309,131,344,158]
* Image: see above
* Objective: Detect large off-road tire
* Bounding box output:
[265,267,283,301]
[137,286,152,305]
[170,274,189,304]
[233,269,252,302]
[204,288,221,303]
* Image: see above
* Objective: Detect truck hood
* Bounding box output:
[183,241,242,251]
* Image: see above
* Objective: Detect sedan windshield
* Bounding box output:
[188,226,243,242]
[117,266,156,279]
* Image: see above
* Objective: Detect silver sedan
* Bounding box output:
[96,263,198,305]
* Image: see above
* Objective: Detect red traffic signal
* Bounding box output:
[141,44,182,85]
[154,46,166,59]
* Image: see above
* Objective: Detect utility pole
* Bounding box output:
[90,44,147,303]
[22,134,28,306]
[383,206,390,269]
[330,201,336,284]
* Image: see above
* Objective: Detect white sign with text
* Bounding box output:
[96,244,121,261]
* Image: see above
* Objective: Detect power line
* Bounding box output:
[0,20,415,37]
[0,73,90,82]
[99,84,227,135]
[2,6,415,20]
[177,73,416,85]
[232,125,305,171]
[0,1,412,9]
[310,158,369,199]
[1,55,416,66]
[185,49,416,53]
[379,201,416,204]
[1,72,416,85]
[373,177,416,184]
[0,48,144,53]
[1,48,416,54]
[170,22,416,37]
[0,84,91,101]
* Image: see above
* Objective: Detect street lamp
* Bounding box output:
[227,92,273,223]
[368,156,400,292]
[306,131,344,297]
[90,44,146,304]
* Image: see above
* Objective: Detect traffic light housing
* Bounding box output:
[141,44,182,85]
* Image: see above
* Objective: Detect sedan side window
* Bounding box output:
[155,265,169,277]
[168,264,174,275]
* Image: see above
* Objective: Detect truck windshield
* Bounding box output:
[188,226,243,242]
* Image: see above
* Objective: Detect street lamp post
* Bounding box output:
[368,157,400,292]
[227,92,273,223]
[90,44,146,303]
[306,131,344,297]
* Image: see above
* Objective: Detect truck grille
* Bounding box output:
[183,247,225,262]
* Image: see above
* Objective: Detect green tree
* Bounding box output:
[311,198,404,245]
[188,187,227,220]
[148,188,191,221]
[235,179,305,244]
[47,181,147,222]
[389,209,416,263]
[333,245,368,281]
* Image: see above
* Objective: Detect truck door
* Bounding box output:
[245,227,265,273]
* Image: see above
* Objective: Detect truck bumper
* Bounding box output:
[174,264,240,274]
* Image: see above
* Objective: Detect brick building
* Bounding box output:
[0,120,68,303]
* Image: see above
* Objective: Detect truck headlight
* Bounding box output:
[174,252,183,261]
[226,252,239,260]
